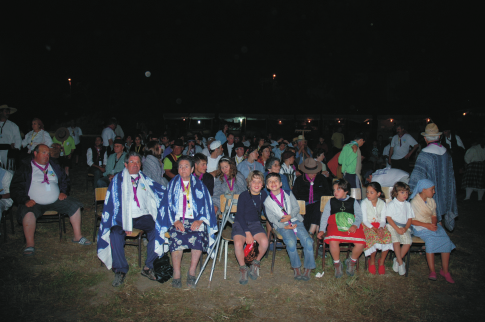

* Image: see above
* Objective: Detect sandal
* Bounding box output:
[72,237,92,246]
[249,260,260,280]
[23,247,35,257]
[171,278,182,288]
[141,267,157,281]
[187,272,197,288]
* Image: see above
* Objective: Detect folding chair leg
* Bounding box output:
[271,233,277,274]
[58,213,63,242]
[218,239,224,262]
[93,215,98,242]
[405,249,411,277]
[138,234,142,267]
[223,240,228,280]
[322,242,326,270]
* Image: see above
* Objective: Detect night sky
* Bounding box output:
[1,1,480,125]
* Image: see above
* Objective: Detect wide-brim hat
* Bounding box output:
[421,123,442,137]
[55,127,70,142]
[234,142,245,150]
[297,135,306,142]
[0,104,17,114]
[299,158,322,174]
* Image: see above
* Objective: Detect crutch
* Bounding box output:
[195,195,234,287]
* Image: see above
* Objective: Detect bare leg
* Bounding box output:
[351,243,364,260]
[426,253,435,273]
[189,250,202,276]
[441,253,450,274]
[253,233,269,261]
[171,250,183,279]
[393,242,403,265]
[369,251,376,264]
[234,235,246,266]
[401,244,411,258]
[69,209,82,241]
[329,241,341,261]
[308,224,319,235]
[379,250,389,266]
[23,212,37,251]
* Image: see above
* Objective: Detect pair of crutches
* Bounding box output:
[195,194,236,287]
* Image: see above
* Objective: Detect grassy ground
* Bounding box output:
[1,164,483,321]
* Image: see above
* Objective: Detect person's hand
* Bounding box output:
[108,174,114,181]
[68,154,72,159]
[11,143,15,149]
[245,233,254,245]
[317,231,325,239]
[361,156,365,160]
[397,227,405,235]
[404,153,411,159]
[377,228,385,238]
[25,200,36,207]
[322,171,329,177]
[174,220,185,232]
[100,167,106,173]
[285,223,297,230]
[214,205,219,214]
[388,157,392,165]
[352,145,358,153]
[348,225,357,234]
[372,226,379,234]
[58,193,67,200]
[190,220,203,231]
[427,223,438,231]
[280,214,292,222]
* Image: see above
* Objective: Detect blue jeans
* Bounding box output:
[274,221,315,269]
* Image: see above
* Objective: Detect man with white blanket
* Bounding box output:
[97,151,169,287]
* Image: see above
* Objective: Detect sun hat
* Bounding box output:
[0,104,17,114]
[299,158,322,174]
[421,123,442,137]
[55,127,70,142]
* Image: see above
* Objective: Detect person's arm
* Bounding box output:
[412,216,438,231]
[21,132,30,148]
[234,193,251,232]
[13,124,21,149]
[43,131,53,148]
[455,135,465,149]
[361,200,374,229]
[318,201,332,236]
[211,180,222,209]
[103,155,114,177]
[379,201,388,228]
[388,147,394,164]
[163,158,176,179]
[405,145,419,159]
[86,148,94,167]
[349,199,362,233]
[1,171,13,200]
[264,198,284,229]
[288,192,300,218]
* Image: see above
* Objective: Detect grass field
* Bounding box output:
[1,164,483,321]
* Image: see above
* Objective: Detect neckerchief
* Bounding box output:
[427,142,443,148]
[32,161,49,184]
[270,189,297,235]
[193,172,203,180]
[224,174,234,192]
[131,175,141,207]
[305,174,315,203]
[398,132,407,147]
[181,177,191,222]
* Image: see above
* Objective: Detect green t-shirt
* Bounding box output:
[52,136,76,156]
[163,154,182,170]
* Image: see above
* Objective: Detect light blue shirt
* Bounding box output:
[237,160,265,178]
[215,130,227,145]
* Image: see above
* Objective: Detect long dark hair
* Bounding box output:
[367,182,386,201]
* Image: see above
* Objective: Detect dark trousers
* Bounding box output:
[88,166,104,188]
[110,215,157,273]
[344,173,361,189]
[391,158,410,174]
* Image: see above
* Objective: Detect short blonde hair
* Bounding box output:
[246,170,265,187]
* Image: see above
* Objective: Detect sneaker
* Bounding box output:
[249,260,260,280]
[440,269,455,283]
[428,271,437,281]
[345,258,357,276]
[398,263,406,276]
[293,268,302,280]
[112,272,126,287]
[187,272,197,288]
[334,261,343,278]
[171,278,182,288]
[239,265,249,285]
[392,258,399,272]
[301,268,312,281]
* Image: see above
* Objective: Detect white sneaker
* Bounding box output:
[398,263,406,276]
[393,258,399,272]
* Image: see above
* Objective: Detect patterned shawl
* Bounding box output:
[97,169,169,270]
[164,174,218,248]
[409,151,458,230]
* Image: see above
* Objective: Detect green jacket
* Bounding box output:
[104,152,126,176]
[338,141,359,174]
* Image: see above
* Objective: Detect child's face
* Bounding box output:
[396,190,409,202]
[249,177,263,194]
[333,184,347,199]
[366,186,380,201]
[420,186,435,199]
[266,177,282,193]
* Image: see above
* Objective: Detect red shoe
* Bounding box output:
[440,269,455,283]
[378,264,386,275]
[368,259,376,275]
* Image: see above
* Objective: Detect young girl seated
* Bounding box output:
[318,179,366,278]
[386,182,415,276]
[264,173,315,281]
[410,179,456,283]
[232,170,269,285]
[361,182,393,275]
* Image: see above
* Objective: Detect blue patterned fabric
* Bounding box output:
[97,170,169,270]
[168,219,209,252]
[164,174,218,249]
[409,152,458,230]
[412,225,456,253]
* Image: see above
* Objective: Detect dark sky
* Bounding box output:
[1,1,480,122]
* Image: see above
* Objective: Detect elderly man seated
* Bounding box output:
[11,144,90,256]
[97,151,168,287]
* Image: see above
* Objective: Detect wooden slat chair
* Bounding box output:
[125,228,144,267]
[218,194,239,227]
[269,200,306,273]
[381,187,393,200]
[218,194,239,280]
[403,236,426,277]
[1,207,14,242]
[36,210,67,242]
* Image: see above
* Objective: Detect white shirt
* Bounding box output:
[465,144,485,164]
[207,155,222,173]
[422,143,446,155]
[382,144,391,157]
[0,169,13,208]
[86,147,108,167]
[235,155,244,165]
[445,134,465,149]
[371,167,409,187]
[114,125,124,139]
[130,174,149,218]
[201,147,211,157]
[28,163,59,205]
[0,120,21,149]
[361,198,387,229]
[101,127,116,147]
[386,198,415,226]
[226,143,234,156]
[67,127,83,145]
[390,134,417,160]
[22,130,53,153]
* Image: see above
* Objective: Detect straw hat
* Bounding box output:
[0,104,17,114]
[299,158,322,174]
[55,127,70,142]
[421,123,442,137]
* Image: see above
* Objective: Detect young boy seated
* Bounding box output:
[264,173,315,281]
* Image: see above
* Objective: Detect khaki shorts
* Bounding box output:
[387,224,412,245]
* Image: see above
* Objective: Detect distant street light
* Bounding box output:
[68,78,72,96]
[273,74,276,80]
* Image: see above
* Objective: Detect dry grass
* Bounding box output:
[1,164,483,321]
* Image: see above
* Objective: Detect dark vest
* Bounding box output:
[90,146,106,166]
[163,153,178,180]
[330,197,355,215]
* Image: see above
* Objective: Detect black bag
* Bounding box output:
[153,254,173,283]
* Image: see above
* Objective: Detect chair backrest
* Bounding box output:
[350,188,361,200]
[361,186,367,198]
[220,194,239,213]
[320,196,333,212]
[297,200,306,215]
[385,198,392,204]
[382,187,393,200]
[95,187,109,202]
